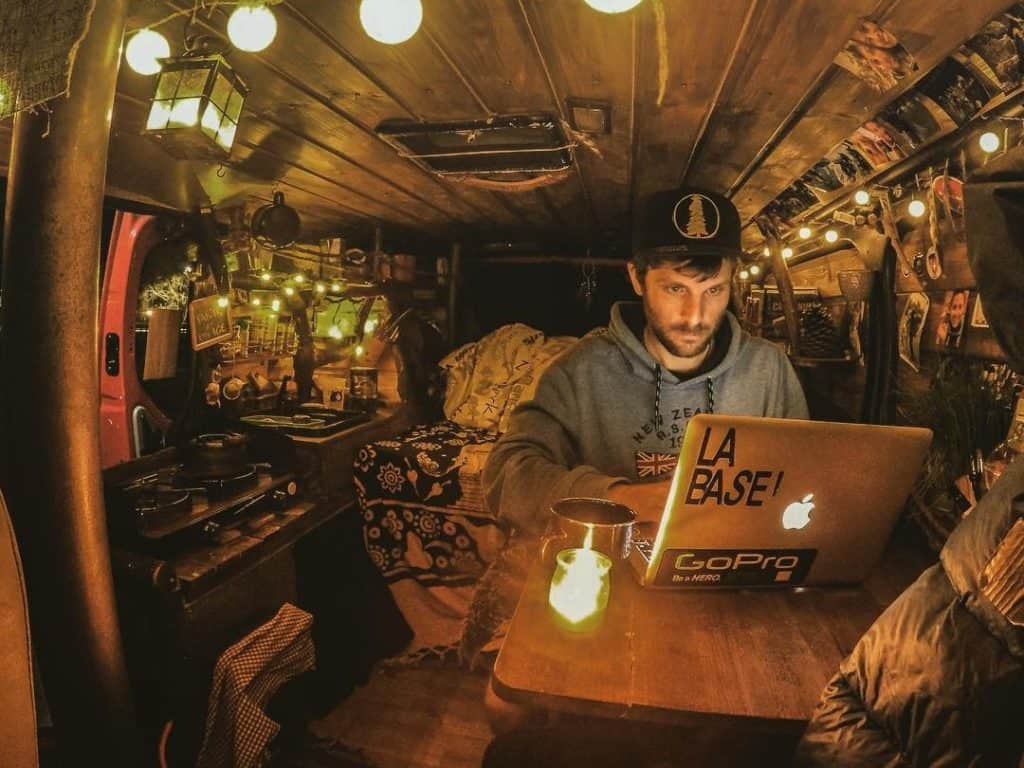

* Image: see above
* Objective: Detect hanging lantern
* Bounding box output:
[144,54,248,156]
[360,0,423,44]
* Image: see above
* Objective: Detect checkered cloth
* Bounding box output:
[196,603,316,768]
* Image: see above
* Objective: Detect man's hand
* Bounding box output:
[607,480,672,525]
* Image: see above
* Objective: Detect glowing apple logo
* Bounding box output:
[782,493,815,530]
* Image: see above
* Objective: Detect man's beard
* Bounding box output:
[643,303,720,359]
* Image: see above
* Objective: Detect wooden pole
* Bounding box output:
[767,236,802,357]
[447,243,462,347]
[0,2,140,764]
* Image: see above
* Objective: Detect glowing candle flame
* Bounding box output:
[548,525,610,629]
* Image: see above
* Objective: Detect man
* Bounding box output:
[483,188,808,534]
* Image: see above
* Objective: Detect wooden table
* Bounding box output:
[492,536,932,728]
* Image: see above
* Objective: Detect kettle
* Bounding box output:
[251,191,301,248]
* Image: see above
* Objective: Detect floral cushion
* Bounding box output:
[354,421,502,586]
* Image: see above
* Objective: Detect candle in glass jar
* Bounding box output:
[548,547,611,630]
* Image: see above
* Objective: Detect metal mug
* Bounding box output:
[541,497,637,564]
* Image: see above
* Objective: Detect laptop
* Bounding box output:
[629,414,932,588]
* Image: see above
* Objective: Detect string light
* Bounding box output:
[854,189,871,206]
[260,272,272,282]
[825,229,839,243]
[251,297,262,306]
[749,264,761,276]
[762,246,770,257]
[271,299,281,312]
[798,226,812,240]
[583,0,644,12]
[331,282,342,292]
[217,296,229,308]
[227,4,278,53]
[284,286,295,296]
[908,199,926,218]
[315,283,326,294]
[125,29,170,76]
[145,309,154,317]
[360,0,423,44]
[782,247,794,260]
[355,344,365,357]
[979,131,1000,153]
[739,269,750,280]
[328,325,342,339]
[293,274,305,284]
[365,318,378,333]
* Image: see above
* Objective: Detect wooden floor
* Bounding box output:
[309,664,495,768]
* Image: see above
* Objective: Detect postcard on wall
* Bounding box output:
[899,292,930,371]
[834,19,919,93]
[935,289,971,349]
[849,119,908,169]
[918,57,995,126]
[964,5,1024,94]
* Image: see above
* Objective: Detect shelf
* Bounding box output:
[789,354,857,367]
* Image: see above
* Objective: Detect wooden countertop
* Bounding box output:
[492,533,933,726]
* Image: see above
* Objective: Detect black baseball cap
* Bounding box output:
[633,187,743,259]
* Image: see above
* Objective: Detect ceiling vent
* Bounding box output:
[376,114,572,176]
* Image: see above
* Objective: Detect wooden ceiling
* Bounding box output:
[0,0,1016,249]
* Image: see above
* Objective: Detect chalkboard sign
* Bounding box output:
[189,295,233,351]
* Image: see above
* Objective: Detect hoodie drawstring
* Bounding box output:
[653,365,715,431]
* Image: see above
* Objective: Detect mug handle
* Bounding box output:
[539,525,568,566]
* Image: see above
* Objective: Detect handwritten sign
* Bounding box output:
[189,295,233,351]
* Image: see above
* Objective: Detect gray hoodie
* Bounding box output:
[483,302,809,533]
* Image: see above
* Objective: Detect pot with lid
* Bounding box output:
[251,191,301,248]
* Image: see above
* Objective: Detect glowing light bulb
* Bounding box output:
[145,309,154,317]
[749,264,761,276]
[355,345,365,357]
[854,189,871,206]
[782,247,794,260]
[271,299,281,312]
[825,229,839,243]
[328,325,342,339]
[359,0,423,44]
[583,0,644,12]
[125,29,170,76]
[739,269,750,280]
[315,283,326,293]
[979,131,1000,153]
[227,4,277,53]
[798,226,812,240]
[908,199,926,218]
[365,319,378,333]
[251,297,262,306]
[260,272,271,282]
[293,274,305,283]
[284,286,295,296]
[331,282,342,292]
[763,246,770,257]
[217,296,229,308]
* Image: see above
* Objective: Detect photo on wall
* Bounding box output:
[964,4,1024,94]
[822,139,875,187]
[899,292,930,371]
[834,19,919,92]
[935,288,971,349]
[877,91,946,148]
[801,158,846,201]
[918,56,996,126]
[773,180,820,222]
[849,119,908,168]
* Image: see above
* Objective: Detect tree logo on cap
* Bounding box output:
[672,193,720,240]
